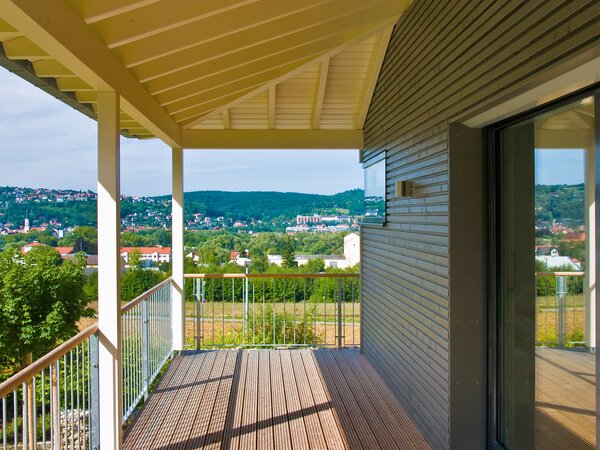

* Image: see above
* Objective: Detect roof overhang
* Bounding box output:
[0,0,413,150]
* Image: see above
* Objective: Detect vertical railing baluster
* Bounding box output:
[22,382,28,450]
[2,396,6,450]
[89,333,99,450]
[42,368,46,450]
[557,275,567,347]
[142,299,149,401]
[337,277,343,348]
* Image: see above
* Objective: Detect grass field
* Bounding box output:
[184,300,360,324]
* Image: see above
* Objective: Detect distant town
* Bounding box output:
[0,186,364,236]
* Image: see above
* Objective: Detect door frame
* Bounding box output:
[485,83,600,449]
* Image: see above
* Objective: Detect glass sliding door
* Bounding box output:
[492,92,597,449]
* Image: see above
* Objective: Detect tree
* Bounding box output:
[282,236,296,268]
[121,269,164,302]
[0,246,92,369]
[128,248,143,270]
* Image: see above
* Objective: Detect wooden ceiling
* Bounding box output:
[0,0,412,149]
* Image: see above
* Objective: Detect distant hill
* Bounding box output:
[172,189,365,221]
[0,186,364,228]
[535,183,584,226]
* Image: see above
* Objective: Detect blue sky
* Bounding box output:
[0,68,363,196]
[535,149,584,185]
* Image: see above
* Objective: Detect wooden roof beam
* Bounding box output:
[131,0,398,82]
[182,129,363,149]
[181,18,397,129]
[65,0,163,25]
[222,110,231,129]
[355,26,394,129]
[114,0,333,68]
[268,87,276,129]
[3,36,49,59]
[0,0,182,147]
[91,0,261,49]
[312,59,330,129]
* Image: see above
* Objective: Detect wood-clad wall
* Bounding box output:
[360,1,600,448]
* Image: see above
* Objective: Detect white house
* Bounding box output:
[268,233,361,269]
[121,247,171,264]
[343,232,360,267]
[536,255,581,271]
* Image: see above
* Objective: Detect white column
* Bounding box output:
[97,92,122,448]
[172,147,185,350]
[585,146,596,350]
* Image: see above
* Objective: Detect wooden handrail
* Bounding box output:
[535,271,585,277]
[0,323,98,398]
[121,277,173,313]
[184,272,359,279]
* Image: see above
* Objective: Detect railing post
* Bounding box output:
[337,278,343,348]
[195,279,202,351]
[142,300,149,400]
[89,333,100,450]
[556,275,567,347]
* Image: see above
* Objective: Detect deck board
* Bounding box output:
[123,349,431,450]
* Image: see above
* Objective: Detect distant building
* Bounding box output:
[297,214,320,225]
[121,247,171,264]
[536,255,581,271]
[535,246,560,257]
[295,254,348,269]
[269,233,361,269]
[344,233,360,267]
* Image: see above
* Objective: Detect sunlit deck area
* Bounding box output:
[536,347,596,449]
[123,348,430,450]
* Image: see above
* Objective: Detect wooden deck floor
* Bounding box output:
[536,347,596,449]
[123,348,430,450]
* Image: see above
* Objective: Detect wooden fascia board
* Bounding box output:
[182,129,363,150]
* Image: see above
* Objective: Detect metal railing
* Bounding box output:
[0,277,174,448]
[121,277,173,423]
[184,273,360,349]
[536,271,585,347]
[0,324,99,450]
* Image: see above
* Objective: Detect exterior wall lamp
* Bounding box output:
[396,180,413,198]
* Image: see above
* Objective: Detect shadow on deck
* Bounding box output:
[123,348,430,450]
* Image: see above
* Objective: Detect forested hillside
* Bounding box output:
[535,184,584,226]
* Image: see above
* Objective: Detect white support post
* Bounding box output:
[585,146,596,350]
[172,147,185,351]
[97,91,122,449]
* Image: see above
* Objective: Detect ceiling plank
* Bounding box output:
[182,129,363,149]
[312,59,330,129]
[354,26,393,129]
[114,0,333,68]
[268,87,276,129]
[1,0,182,147]
[181,18,397,129]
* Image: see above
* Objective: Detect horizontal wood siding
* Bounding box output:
[361,1,600,449]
